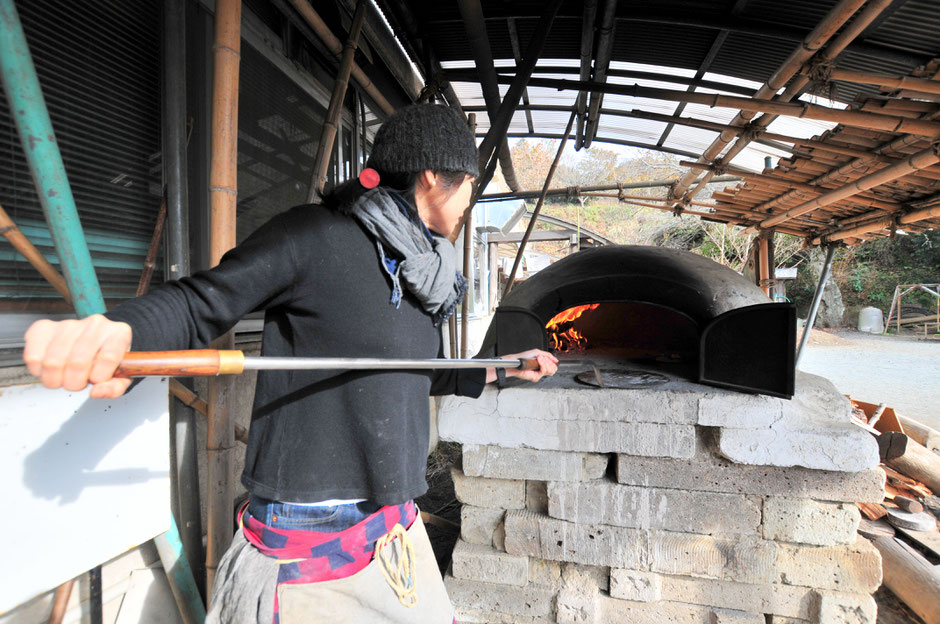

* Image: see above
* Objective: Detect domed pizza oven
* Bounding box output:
[480,246,796,398]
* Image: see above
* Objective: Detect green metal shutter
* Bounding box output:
[0,0,162,306]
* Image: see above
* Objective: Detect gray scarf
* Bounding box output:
[348,187,467,326]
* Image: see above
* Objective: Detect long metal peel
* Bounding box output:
[113,349,546,378]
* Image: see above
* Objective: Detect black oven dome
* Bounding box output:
[480,245,796,398]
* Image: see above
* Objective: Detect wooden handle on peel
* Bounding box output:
[516,358,541,371]
[114,350,245,377]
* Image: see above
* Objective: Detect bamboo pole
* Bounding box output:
[757,144,940,230]
[582,0,617,149]
[308,0,367,199]
[0,203,71,303]
[206,0,240,597]
[478,175,741,203]
[575,0,598,148]
[137,194,167,296]
[811,202,940,245]
[46,579,74,624]
[667,0,868,204]
[504,109,576,294]
[758,234,772,296]
[285,0,393,115]
[680,161,903,213]
[829,68,940,96]
[872,536,940,624]
[796,245,837,367]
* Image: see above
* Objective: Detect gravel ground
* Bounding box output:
[798,330,940,431]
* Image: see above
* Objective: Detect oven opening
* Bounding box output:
[545,302,700,379]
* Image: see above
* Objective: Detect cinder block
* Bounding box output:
[441,411,696,457]
[555,588,597,624]
[504,510,647,569]
[615,455,885,504]
[609,569,661,602]
[445,574,556,618]
[762,498,860,546]
[451,540,528,587]
[455,608,554,624]
[548,480,760,534]
[439,385,699,426]
[710,609,766,624]
[528,558,562,587]
[656,574,817,619]
[460,505,505,546]
[452,467,525,509]
[562,563,610,592]
[462,444,608,481]
[650,532,777,585]
[776,538,882,593]
[817,592,877,624]
[717,423,878,473]
[698,392,784,428]
[526,480,548,513]
[598,595,752,624]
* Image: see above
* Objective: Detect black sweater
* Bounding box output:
[107,204,485,505]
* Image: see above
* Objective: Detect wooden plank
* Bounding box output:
[896,525,940,559]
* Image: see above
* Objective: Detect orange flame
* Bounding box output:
[546,304,599,352]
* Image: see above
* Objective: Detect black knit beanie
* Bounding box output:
[367,104,479,178]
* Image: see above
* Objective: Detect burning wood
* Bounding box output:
[545,303,599,352]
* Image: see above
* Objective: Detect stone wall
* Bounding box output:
[437,371,884,624]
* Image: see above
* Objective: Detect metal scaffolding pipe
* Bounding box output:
[477,175,742,202]
[583,0,617,149]
[504,109,577,295]
[308,0,367,199]
[0,0,105,317]
[757,144,940,230]
[456,0,522,191]
[575,0,598,148]
[796,244,837,367]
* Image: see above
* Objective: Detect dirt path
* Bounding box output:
[798,330,940,431]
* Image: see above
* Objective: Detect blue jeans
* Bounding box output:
[247,495,382,532]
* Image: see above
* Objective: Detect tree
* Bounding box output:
[509,139,558,191]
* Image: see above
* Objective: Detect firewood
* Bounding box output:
[879,433,940,495]
[872,536,940,624]
[856,502,887,521]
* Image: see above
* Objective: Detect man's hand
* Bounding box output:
[23,314,134,398]
[499,349,558,383]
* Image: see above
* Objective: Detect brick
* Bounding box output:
[762,498,860,546]
[609,570,661,602]
[717,422,878,473]
[460,505,505,546]
[616,455,885,503]
[526,480,548,513]
[504,510,647,569]
[441,411,696,457]
[697,392,784,428]
[445,574,556,618]
[598,595,756,624]
[451,467,525,509]
[650,532,777,585]
[439,384,699,426]
[451,540,528,587]
[555,588,597,624]
[462,444,608,481]
[562,563,610,592]
[455,608,554,624]
[528,558,562,587]
[817,592,877,624]
[548,480,760,534]
[776,538,882,593]
[655,574,817,619]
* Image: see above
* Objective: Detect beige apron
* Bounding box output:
[276,514,455,623]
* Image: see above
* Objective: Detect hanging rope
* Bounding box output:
[375,524,418,608]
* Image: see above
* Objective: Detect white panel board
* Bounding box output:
[0,378,170,614]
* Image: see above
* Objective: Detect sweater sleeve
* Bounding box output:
[105,210,301,352]
[428,336,486,397]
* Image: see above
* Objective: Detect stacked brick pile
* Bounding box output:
[437,371,885,624]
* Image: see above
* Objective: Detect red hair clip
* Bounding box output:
[359,168,380,189]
